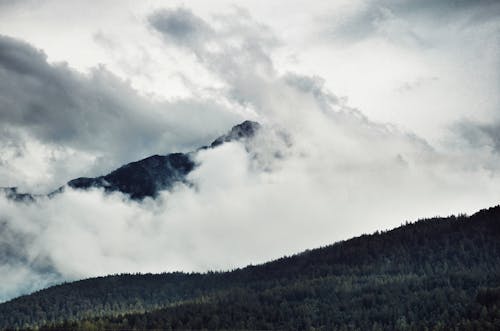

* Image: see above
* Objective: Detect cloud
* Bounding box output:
[388,0,500,22]
[0,0,34,9]
[454,119,500,155]
[148,7,278,86]
[296,0,499,149]
[148,8,214,49]
[0,34,244,192]
[324,0,500,45]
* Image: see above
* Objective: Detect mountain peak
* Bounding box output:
[210,120,261,148]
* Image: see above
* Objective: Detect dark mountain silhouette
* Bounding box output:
[0,120,261,201]
[1,205,499,330]
[0,187,37,202]
[67,152,195,200]
[209,119,261,148]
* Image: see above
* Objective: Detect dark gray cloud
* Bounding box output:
[0,218,63,300]
[0,35,243,191]
[148,7,277,71]
[148,8,278,111]
[481,125,500,152]
[324,0,500,45]
[282,73,339,112]
[455,119,500,154]
[0,0,31,8]
[148,8,214,49]
[388,0,500,20]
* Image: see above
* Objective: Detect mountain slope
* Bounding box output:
[63,120,260,200]
[1,205,499,330]
[0,120,261,201]
[67,152,194,200]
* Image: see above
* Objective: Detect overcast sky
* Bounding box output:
[0,0,499,302]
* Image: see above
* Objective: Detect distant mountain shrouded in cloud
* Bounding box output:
[0,0,499,304]
[63,121,260,200]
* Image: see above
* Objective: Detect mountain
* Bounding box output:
[0,187,36,202]
[208,119,261,148]
[0,120,261,201]
[66,153,194,200]
[1,205,499,330]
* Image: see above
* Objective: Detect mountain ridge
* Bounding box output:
[0,120,261,201]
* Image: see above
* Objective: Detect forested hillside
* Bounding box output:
[1,205,499,330]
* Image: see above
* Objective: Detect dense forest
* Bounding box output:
[1,205,499,330]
